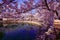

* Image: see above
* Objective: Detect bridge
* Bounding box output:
[3,18,60,29]
[3,20,41,26]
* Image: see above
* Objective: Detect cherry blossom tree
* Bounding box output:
[0,0,60,40]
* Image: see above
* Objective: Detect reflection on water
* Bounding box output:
[0,23,60,40]
[1,23,40,40]
[0,23,59,40]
